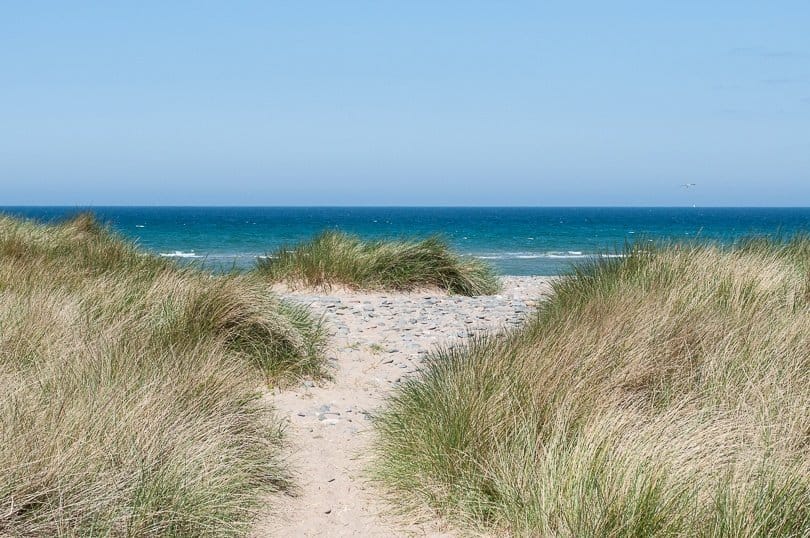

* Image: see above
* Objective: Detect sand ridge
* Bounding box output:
[253,277,553,537]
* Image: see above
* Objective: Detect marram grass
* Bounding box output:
[375,239,810,537]
[0,213,325,536]
[256,231,500,296]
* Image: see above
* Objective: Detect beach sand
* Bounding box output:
[252,276,553,537]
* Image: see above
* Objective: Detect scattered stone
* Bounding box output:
[272,277,552,531]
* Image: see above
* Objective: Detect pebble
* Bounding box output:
[281,277,551,397]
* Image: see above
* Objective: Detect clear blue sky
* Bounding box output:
[2,1,809,206]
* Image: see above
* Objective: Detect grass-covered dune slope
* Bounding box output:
[375,240,810,537]
[0,214,324,536]
[257,231,499,296]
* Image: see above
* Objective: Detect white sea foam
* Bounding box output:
[135,224,145,228]
[159,251,201,258]
[474,252,626,260]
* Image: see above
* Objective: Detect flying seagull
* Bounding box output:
[681,183,697,188]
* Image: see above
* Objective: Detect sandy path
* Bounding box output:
[253,277,553,537]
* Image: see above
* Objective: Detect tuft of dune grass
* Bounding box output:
[256,231,500,296]
[0,213,325,536]
[374,239,810,537]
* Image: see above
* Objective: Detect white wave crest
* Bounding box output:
[159,251,201,258]
[475,252,626,260]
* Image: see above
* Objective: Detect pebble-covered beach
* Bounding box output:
[255,276,553,537]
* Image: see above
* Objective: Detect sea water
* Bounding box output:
[3,207,810,275]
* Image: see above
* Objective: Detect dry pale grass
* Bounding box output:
[0,214,325,536]
[257,231,500,296]
[375,241,810,537]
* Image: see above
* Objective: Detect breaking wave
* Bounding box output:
[474,252,625,260]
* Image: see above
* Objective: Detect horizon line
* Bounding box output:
[2,204,810,210]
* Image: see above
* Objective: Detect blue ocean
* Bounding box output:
[3,207,810,275]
